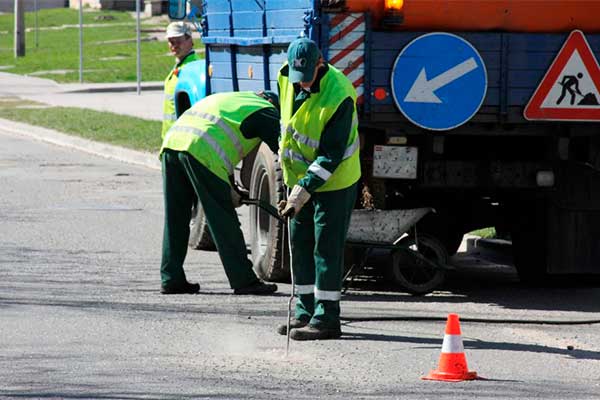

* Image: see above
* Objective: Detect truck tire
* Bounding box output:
[248,144,290,282]
[188,201,216,251]
[389,234,447,295]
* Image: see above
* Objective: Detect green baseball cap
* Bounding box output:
[287,38,320,84]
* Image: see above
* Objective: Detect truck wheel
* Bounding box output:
[188,201,216,251]
[389,234,447,295]
[249,144,290,282]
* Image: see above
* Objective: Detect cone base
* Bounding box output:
[422,369,478,382]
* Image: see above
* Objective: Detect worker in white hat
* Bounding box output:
[162,21,200,139]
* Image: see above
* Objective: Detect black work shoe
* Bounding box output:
[276,318,309,336]
[290,324,342,341]
[233,280,277,295]
[160,281,200,295]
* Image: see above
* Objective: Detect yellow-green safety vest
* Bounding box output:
[278,64,361,192]
[160,91,274,185]
[161,52,200,139]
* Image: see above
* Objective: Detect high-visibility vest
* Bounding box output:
[161,52,200,139]
[160,91,274,184]
[278,64,361,192]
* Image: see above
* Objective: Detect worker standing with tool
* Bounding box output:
[162,21,200,139]
[276,38,361,340]
[159,91,280,295]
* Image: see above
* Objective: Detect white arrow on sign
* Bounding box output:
[404,57,478,103]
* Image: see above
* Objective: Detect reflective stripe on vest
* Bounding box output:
[278,64,361,192]
[162,75,177,138]
[281,114,358,154]
[280,136,359,163]
[343,137,360,159]
[160,91,274,184]
[308,162,332,181]
[165,125,234,174]
[281,125,320,150]
[279,132,359,184]
[186,110,244,160]
[281,148,311,165]
[161,52,200,139]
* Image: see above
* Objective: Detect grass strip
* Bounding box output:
[0,9,197,83]
[0,106,162,153]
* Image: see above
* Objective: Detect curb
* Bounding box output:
[62,82,164,94]
[0,118,161,171]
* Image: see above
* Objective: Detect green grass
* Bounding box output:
[0,8,133,30]
[0,105,162,153]
[468,227,497,239]
[0,8,198,83]
[0,97,46,108]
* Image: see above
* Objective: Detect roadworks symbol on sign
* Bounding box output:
[524,30,600,121]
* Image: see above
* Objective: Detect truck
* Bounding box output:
[167,0,600,290]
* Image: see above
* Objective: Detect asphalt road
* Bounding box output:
[1,129,600,399]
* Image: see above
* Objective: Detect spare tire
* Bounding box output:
[248,144,290,282]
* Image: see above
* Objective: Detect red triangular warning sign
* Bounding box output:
[524,30,600,121]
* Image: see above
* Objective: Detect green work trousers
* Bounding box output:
[290,183,357,328]
[160,149,259,289]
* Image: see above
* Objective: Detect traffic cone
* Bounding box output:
[422,313,478,382]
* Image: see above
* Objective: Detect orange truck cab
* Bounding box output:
[346,0,600,33]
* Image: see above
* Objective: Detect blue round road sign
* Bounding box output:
[391,33,487,131]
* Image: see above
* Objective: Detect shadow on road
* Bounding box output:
[342,248,600,314]
[339,331,600,360]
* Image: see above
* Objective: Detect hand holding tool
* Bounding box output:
[278,185,311,218]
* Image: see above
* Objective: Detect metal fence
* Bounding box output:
[2,0,196,91]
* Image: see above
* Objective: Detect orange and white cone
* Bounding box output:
[422,313,478,382]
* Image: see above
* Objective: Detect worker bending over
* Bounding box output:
[160,91,280,295]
